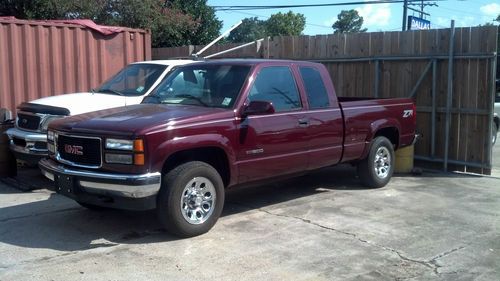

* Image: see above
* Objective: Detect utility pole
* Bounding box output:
[402,0,408,31]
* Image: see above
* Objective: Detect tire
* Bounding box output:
[357,136,395,188]
[492,123,498,145]
[76,201,109,211]
[157,161,225,238]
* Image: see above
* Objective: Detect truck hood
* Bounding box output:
[30,92,127,115]
[50,104,230,137]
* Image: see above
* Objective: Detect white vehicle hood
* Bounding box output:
[30,92,129,115]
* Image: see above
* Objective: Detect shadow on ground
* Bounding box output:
[0,163,491,253]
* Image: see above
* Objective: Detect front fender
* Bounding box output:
[149,134,237,184]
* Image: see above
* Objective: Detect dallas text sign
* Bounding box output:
[408,16,431,30]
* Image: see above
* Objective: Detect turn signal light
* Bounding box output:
[134,154,145,165]
[134,139,144,152]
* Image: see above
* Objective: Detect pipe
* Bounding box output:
[409,60,432,98]
[194,20,243,57]
[374,60,380,98]
[431,59,437,157]
[443,20,455,171]
[415,155,491,170]
[205,38,266,59]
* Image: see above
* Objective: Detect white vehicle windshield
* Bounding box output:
[95,63,167,96]
[143,65,250,108]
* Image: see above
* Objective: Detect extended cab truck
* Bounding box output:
[39,59,417,237]
[7,59,194,164]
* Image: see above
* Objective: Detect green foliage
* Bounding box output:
[227,11,306,43]
[0,0,221,47]
[332,9,367,34]
[227,17,266,43]
[164,0,222,45]
[265,11,306,37]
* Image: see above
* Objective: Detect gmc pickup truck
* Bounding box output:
[7,59,194,164]
[40,59,417,237]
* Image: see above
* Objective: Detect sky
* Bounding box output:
[207,0,500,35]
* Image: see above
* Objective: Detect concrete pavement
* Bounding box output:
[0,165,499,281]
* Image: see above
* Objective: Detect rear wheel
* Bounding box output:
[357,136,395,188]
[157,161,224,238]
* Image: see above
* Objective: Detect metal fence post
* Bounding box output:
[443,20,455,171]
[431,59,437,158]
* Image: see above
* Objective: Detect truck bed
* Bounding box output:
[338,97,416,163]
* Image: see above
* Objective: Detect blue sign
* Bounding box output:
[408,16,431,30]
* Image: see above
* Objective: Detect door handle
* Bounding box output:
[298,118,309,127]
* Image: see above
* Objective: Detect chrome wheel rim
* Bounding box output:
[180,177,216,225]
[374,147,391,179]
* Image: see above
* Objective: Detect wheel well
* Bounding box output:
[494,116,499,129]
[162,147,230,187]
[374,127,399,148]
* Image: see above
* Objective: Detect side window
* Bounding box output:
[299,67,330,109]
[248,66,301,112]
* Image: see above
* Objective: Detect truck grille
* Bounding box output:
[57,134,102,167]
[17,113,40,130]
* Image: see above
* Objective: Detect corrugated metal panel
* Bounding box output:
[0,18,151,115]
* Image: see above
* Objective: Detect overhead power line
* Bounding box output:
[213,0,444,11]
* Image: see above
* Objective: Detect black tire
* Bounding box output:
[157,161,225,238]
[76,201,109,211]
[492,123,498,145]
[357,136,395,188]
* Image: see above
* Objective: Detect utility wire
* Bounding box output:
[213,0,444,11]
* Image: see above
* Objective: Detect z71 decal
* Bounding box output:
[403,109,414,118]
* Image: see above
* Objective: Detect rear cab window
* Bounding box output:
[247,66,302,112]
[299,66,330,109]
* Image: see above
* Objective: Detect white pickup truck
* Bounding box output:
[7,59,194,164]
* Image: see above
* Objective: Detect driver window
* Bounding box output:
[168,69,205,97]
[248,66,302,112]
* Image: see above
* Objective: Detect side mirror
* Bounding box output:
[242,100,275,117]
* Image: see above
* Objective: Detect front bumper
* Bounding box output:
[6,127,48,164]
[39,158,161,210]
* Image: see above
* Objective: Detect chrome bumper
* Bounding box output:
[39,158,161,198]
[6,127,48,156]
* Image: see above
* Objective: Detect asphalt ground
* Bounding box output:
[0,161,499,281]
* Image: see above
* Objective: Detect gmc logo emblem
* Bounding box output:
[64,144,83,155]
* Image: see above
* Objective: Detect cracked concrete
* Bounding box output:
[1,164,499,280]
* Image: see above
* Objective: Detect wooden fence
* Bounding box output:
[153,26,499,174]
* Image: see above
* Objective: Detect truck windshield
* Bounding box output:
[95,63,167,97]
[143,65,251,108]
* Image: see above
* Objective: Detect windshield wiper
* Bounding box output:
[175,94,208,107]
[96,88,124,96]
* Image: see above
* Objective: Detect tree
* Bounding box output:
[332,9,367,34]
[265,11,306,37]
[227,17,266,43]
[0,0,220,47]
[164,0,222,45]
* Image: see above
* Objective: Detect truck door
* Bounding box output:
[236,65,309,182]
[297,66,344,170]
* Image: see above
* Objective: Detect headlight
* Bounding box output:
[47,130,55,141]
[106,139,134,150]
[105,153,133,164]
[40,116,61,131]
[47,143,55,153]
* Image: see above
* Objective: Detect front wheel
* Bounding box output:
[357,136,395,188]
[157,161,225,238]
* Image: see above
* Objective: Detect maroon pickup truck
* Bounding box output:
[40,59,417,237]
